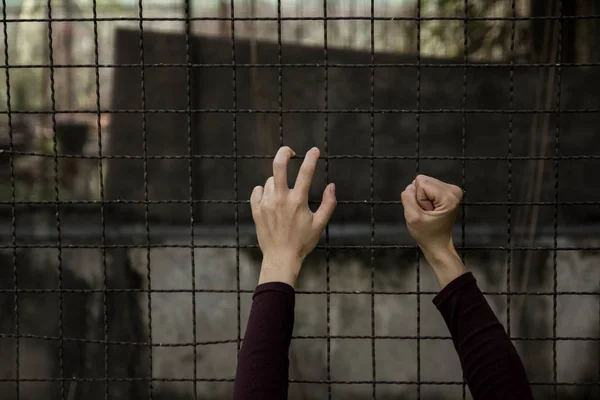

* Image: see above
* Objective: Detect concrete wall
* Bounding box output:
[107,28,600,228]
[0,216,149,400]
[0,237,597,400]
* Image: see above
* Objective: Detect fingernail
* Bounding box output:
[406,184,414,191]
[330,183,336,193]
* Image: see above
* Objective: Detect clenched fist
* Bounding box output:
[251,146,337,287]
[401,174,466,288]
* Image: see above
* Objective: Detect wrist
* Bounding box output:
[421,240,458,267]
[258,255,302,288]
[420,240,467,289]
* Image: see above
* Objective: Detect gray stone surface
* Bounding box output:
[0,237,147,400]
[0,232,597,399]
[130,240,598,400]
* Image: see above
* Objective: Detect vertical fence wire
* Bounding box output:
[90,0,108,398]
[322,1,331,398]
[46,1,65,398]
[369,0,376,398]
[230,0,241,355]
[277,0,283,147]
[137,0,152,397]
[2,0,17,398]
[461,1,468,397]
[183,0,197,398]
[507,0,515,343]
[415,1,421,399]
[553,1,563,399]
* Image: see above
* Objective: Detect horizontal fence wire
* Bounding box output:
[1,15,600,22]
[1,0,600,399]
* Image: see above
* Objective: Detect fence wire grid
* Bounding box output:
[0,0,600,399]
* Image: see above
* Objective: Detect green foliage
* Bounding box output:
[419,0,512,59]
[94,0,130,12]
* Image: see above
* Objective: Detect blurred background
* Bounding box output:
[1,0,599,203]
[0,0,599,399]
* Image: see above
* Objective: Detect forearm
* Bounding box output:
[258,257,301,287]
[237,144,332,398]
[421,240,467,289]
[433,271,533,400]
[233,281,295,400]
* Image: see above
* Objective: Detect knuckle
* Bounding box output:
[272,196,283,206]
[291,193,304,205]
[453,196,462,207]
[443,196,456,208]
[451,185,464,200]
[405,213,419,225]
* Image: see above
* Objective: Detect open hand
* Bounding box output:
[251,146,337,287]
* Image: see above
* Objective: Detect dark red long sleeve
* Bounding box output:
[233,282,295,400]
[234,272,532,400]
[433,272,534,400]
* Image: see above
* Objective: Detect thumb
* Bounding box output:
[401,184,421,222]
[313,183,337,231]
[250,185,264,219]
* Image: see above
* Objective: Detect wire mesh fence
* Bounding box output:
[0,0,599,399]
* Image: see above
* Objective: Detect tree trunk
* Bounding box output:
[64,0,74,112]
[530,0,576,63]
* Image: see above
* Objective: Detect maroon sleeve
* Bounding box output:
[433,272,533,400]
[233,282,295,400]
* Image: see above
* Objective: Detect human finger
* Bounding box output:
[264,176,275,196]
[414,175,440,211]
[273,146,295,194]
[294,147,320,200]
[401,183,422,223]
[250,185,264,207]
[313,183,336,231]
